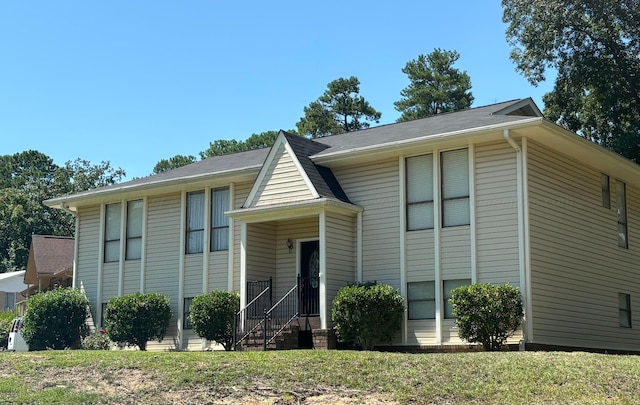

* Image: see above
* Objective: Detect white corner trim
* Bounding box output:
[469,145,478,284]
[398,155,408,344]
[97,204,105,327]
[319,211,327,329]
[433,149,442,345]
[227,182,235,292]
[203,186,211,293]
[521,137,533,342]
[140,197,148,292]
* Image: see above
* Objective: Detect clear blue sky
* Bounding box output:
[1,1,553,180]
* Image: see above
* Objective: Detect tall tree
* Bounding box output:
[394,50,474,122]
[0,151,125,272]
[502,0,640,162]
[296,76,381,138]
[152,155,197,175]
[198,130,299,159]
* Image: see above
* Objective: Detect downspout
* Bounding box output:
[503,129,529,350]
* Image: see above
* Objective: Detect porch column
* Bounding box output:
[319,212,327,329]
[239,222,247,312]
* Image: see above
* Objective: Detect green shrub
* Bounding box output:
[104,293,171,351]
[81,330,112,350]
[189,290,239,351]
[22,288,89,350]
[331,282,404,350]
[450,283,523,351]
[0,309,19,349]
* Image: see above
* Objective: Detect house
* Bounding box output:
[45,98,640,352]
[0,270,27,311]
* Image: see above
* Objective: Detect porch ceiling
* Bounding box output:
[226,198,362,223]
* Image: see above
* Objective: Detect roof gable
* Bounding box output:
[25,235,74,284]
[243,132,350,208]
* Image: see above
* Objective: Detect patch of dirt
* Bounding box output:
[24,366,399,404]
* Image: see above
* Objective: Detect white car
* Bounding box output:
[7,317,28,352]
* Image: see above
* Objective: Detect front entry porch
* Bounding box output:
[227,201,361,350]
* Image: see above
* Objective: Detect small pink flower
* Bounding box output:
[99,328,106,335]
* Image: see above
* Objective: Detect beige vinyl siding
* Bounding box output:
[123,261,140,295]
[406,321,437,344]
[325,211,356,325]
[101,263,119,300]
[76,206,101,316]
[233,181,253,292]
[251,145,313,207]
[475,142,520,285]
[440,227,471,279]
[246,222,276,284]
[145,193,182,350]
[274,217,319,299]
[208,251,228,291]
[184,254,202,298]
[528,140,640,350]
[406,230,435,282]
[333,158,400,288]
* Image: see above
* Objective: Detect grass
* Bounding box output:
[0,349,639,404]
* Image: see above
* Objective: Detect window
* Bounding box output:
[125,200,143,260]
[211,188,230,251]
[104,203,121,262]
[407,281,435,319]
[183,297,193,329]
[186,191,205,254]
[443,279,470,319]
[441,149,470,227]
[601,174,610,209]
[406,154,434,230]
[617,180,628,248]
[619,293,631,328]
[5,292,15,309]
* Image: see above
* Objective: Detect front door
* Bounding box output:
[299,240,320,316]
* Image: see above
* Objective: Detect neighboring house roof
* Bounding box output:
[24,235,74,285]
[44,97,640,210]
[0,270,27,293]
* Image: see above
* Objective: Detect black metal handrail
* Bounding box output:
[263,283,299,350]
[298,275,320,316]
[233,278,272,349]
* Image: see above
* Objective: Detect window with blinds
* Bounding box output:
[441,149,470,227]
[211,188,230,251]
[406,154,434,230]
[125,200,143,260]
[186,191,205,254]
[104,203,121,262]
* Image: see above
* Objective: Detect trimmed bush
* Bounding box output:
[331,282,404,350]
[81,330,112,350]
[0,309,19,349]
[450,283,523,351]
[22,288,89,350]
[189,290,239,351]
[104,293,171,351]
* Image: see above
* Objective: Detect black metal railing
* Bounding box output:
[263,284,299,350]
[298,276,320,316]
[233,278,272,349]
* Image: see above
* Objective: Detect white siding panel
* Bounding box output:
[406,230,435,282]
[145,193,182,350]
[440,227,471,279]
[252,146,313,207]
[334,158,400,288]
[123,261,140,295]
[528,141,640,351]
[77,206,101,317]
[246,222,276,283]
[275,217,319,299]
[406,320,436,344]
[475,142,520,285]
[208,251,229,291]
[184,254,202,297]
[325,212,356,326]
[101,263,118,299]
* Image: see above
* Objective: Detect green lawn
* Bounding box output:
[0,350,639,404]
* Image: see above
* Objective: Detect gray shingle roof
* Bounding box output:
[46,98,536,205]
[283,132,350,203]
